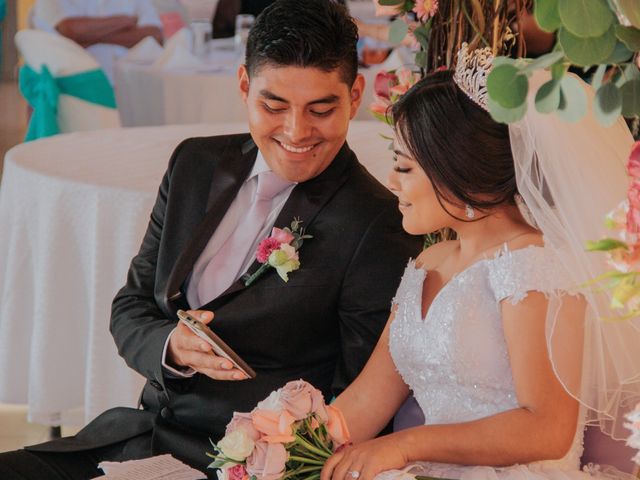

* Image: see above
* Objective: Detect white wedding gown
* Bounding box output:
[376,245,630,480]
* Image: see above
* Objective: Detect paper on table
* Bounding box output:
[93,454,206,480]
[125,36,164,64]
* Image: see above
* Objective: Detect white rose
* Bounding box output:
[217,429,255,461]
[256,389,283,411]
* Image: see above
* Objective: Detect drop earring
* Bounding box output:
[465,204,475,219]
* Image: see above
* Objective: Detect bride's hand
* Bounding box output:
[321,435,409,480]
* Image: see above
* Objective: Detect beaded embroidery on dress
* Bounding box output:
[378,245,630,480]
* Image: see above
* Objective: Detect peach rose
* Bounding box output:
[245,441,288,480]
[226,412,261,442]
[280,380,329,422]
[270,227,294,244]
[251,409,296,443]
[326,404,350,449]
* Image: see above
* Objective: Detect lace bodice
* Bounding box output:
[389,245,584,471]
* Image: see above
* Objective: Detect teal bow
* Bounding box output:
[19,64,117,142]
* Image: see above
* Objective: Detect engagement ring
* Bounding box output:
[348,471,361,479]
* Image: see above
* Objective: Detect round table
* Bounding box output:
[0,121,394,427]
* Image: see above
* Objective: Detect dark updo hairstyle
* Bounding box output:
[245,0,358,86]
[391,70,517,220]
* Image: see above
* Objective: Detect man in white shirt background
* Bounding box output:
[33,0,163,83]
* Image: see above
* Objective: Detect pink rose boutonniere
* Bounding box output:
[243,218,312,287]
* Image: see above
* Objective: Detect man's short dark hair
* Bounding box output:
[245,0,358,86]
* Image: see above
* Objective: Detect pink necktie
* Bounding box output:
[196,170,292,306]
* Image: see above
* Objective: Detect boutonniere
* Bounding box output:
[243,218,313,287]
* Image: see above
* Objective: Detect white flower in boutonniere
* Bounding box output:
[243,218,312,286]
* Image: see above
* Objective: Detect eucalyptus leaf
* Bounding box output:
[378,0,404,5]
[620,78,640,117]
[617,0,640,29]
[558,26,616,67]
[592,64,607,91]
[551,61,566,81]
[535,79,561,113]
[413,24,431,50]
[595,82,623,126]
[604,42,634,64]
[388,17,409,45]
[558,0,613,38]
[487,95,528,124]
[520,51,565,74]
[415,50,427,69]
[557,75,588,122]
[486,64,529,109]
[492,56,516,68]
[534,0,562,33]
[615,25,640,51]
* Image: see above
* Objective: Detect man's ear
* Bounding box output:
[238,64,250,102]
[349,74,365,120]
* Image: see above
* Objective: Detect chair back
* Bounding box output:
[14,29,120,135]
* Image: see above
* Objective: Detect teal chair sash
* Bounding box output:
[19,64,117,142]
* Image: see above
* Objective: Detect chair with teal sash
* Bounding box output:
[15,29,120,142]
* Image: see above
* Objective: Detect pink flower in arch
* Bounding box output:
[413,0,439,21]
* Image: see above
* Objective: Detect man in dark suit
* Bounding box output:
[0,1,421,478]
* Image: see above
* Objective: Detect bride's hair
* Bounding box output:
[392,70,518,216]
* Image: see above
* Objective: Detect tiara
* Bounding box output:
[453,42,494,111]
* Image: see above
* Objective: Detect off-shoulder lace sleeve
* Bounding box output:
[488,246,573,305]
[391,259,426,308]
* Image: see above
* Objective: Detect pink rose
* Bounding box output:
[270,227,294,244]
[628,141,640,179]
[369,98,391,116]
[245,441,288,480]
[251,409,296,443]
[227,464,249,480]
[226,412,261,442]
[280,380,329,422]
[257,238,281,263]
[373,0,403,17]
[627,180,640,234]
[326,404,350,449]
[374,71,398,100]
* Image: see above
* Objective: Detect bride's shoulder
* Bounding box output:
[415,240,459,270]
[503,231,544,251]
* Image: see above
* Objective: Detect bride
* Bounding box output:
[319,47,640,480]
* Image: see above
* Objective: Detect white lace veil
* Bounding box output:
[509,70,640,439]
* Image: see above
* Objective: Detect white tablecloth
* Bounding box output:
[0,121,394,427]
[115,39,405,127]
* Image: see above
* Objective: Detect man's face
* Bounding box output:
[238,64,364,183]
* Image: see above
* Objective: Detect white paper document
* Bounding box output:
[93,454,206,479]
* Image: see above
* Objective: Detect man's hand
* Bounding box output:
[167,309,249,381]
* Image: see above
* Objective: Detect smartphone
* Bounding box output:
[176,310,256,379]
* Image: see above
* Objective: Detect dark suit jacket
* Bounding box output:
[28,134,422,475]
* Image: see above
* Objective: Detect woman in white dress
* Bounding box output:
[319,47,640,480]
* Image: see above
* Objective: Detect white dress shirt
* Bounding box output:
[33,0,162,83]
[163,150,295,377]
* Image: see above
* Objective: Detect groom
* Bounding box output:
[0,1,421,479]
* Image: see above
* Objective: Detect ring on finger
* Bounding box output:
[347,470,361,479]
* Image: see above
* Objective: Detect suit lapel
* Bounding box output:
[202,142,356,312]
[165,137,258,307]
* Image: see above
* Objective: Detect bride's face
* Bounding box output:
[387,142,460,235]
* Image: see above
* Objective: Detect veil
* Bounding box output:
[509,70,640,439]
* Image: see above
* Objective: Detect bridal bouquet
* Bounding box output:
[207,380,350,480]
[626,403,640,465]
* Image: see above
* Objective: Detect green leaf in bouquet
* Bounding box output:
[604,42,634,64]
[415,50,427,68]
[594,82,623,126]
[491,56,517,68]
[520,51,565,74]
[535,79,561,114]
[557,75,588,122]
[487,64,529,109]
[389,17,409,45]
[487,95,528,123]
[534,0,562,33]
[591,64,607,91]
[378,0,405,5]
[558,0,613,38]
[558,25,616,67]
[616,0,640,29]
[620,78,640,117]
[551,61,567,81]
[615,25,640,52]
[413,22,431,51]
[585,238,629,251]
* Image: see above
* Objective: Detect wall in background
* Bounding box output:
[1,0,18,80]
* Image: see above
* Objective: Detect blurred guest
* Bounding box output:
[33,0,163,83]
